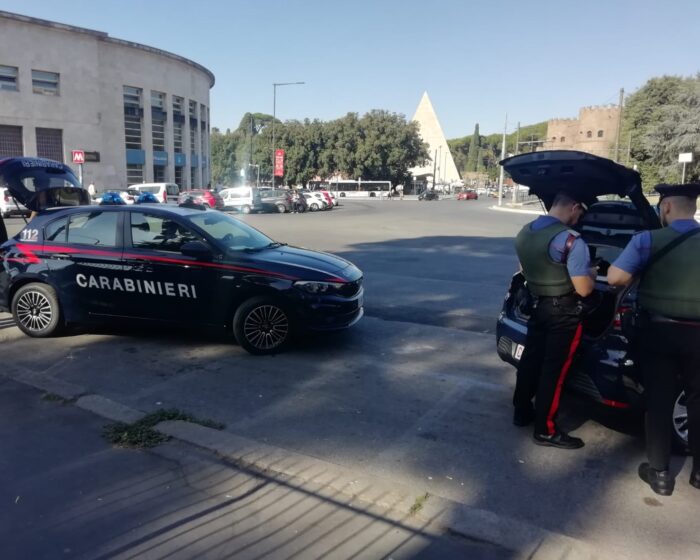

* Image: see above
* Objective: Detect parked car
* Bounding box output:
[493,151,692,451]
[219,186,262,214]
[317,190,334,208]
[0,157,364,355]
[130,182,181,204]
[457,190,478,200]
[0,187,29,218]
[418,190,439,201]
[302,192,329,211]
[178,189,225,210]
[259,188,293,213]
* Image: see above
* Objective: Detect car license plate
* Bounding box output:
[513,344,524,360]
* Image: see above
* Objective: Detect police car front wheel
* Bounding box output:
[233,297,291,355]
[11,283,63,338]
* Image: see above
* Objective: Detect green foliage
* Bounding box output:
[103,408,225,449]
[621,74,700,189]
[466,124,480,172]
[210,110,429,187]
[448,121,548,180]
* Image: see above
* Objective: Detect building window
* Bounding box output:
[35,128,63,161]
[127,164,143,186]
[123,86,143,150]
[0,125,23,156]
[32,70,59,95]
[191,166,197,189]
[586,130,592,138]
[0,65,18,91]
[189,99,197,119]
[560,136,565,142]
[173,95,184,154]
[597,130,604,138]
[174,166,183,188]
[151,91,166,152]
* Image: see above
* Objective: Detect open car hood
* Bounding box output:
[501,150,659,228]
[0,157,89,212]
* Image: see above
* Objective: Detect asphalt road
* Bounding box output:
[2,200,699,559]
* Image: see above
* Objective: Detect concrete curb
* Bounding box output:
[490,205,544,215]
[5,370,606,559]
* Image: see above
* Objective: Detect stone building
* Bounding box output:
[0,10,214,189]
[542,105,621,159]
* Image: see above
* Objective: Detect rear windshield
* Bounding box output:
[135,186,161,193]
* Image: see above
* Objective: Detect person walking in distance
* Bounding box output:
[512,191,596,449]
[608,183,700,496]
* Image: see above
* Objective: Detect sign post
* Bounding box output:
[679,152,693,183]
[72,150,85,186]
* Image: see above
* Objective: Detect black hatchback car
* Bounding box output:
[0,158,363,355]
[496,151,690,452]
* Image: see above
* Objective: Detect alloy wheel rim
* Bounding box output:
[243,305,289,350]
[16,291,52,332]
[672,391,689,444]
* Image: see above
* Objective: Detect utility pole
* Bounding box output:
[626,131,632,165]
[432,149,438,191]
[249,115,254,184]
[498,113,507,207]
[614,87,624,162]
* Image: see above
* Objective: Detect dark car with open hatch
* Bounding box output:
[496,150,690,452]
[0,157,363,355]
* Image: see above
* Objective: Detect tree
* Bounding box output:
[622,74,700,188]
[466,124,480,172]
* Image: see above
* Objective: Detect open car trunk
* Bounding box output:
[0,157,88,244]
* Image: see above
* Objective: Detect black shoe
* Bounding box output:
[690,469,700,490]
[533,431,584,449]
[513,407,535,427]
[638,463,674,496]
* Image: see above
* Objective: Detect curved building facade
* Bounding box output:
[0,11,214,189]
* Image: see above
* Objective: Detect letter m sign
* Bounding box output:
[72,150,85,164]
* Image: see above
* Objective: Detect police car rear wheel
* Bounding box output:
[234,297,291,355]
[12,283,62,338]
[671,389,690,454]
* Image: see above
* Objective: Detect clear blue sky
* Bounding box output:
[3,0,699,138]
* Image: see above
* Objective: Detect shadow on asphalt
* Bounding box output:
[3,233,694,557]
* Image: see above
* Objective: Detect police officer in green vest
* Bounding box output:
[513,191,596,449]
[608,183,700,496]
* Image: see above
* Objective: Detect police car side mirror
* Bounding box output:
[181,240,213,261]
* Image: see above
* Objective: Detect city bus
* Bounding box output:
[308,180,392,198]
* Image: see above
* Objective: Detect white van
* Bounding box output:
[130,182,181,204]
[219,186,263,214]
[0,187,29,218]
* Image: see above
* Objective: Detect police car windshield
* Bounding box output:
[187,212,274,252]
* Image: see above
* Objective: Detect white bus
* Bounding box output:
[308,179,392,198]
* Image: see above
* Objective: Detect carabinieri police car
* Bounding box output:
[0,157,363,354]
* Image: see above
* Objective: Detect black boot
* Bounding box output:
[533,431,584,449]
[690,468,700,490]
[638,463,674,496]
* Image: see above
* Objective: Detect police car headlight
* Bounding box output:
[293,281,344,294]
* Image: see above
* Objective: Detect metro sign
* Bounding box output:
[71,150,85,164]
[274,149,285,177]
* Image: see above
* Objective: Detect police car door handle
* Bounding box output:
[124,259,153,273]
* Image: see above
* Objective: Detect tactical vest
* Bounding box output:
[638,226,700,320]
[515,221,576,297]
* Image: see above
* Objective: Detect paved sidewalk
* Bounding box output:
[0,377,507,560]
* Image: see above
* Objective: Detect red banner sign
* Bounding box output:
[274,149,285,177]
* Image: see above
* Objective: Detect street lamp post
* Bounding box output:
[272,81,305,186]
[248,163,260,188]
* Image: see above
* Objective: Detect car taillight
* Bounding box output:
[613,306,632,329]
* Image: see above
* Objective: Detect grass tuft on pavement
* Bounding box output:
[409,493,430,516]
[103,408,225,449]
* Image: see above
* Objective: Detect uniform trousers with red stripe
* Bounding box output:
[637,319,700,472]
[513,295,583,435]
